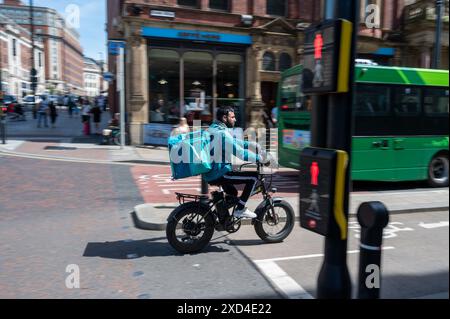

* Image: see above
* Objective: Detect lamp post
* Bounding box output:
[98,52,105,96]
[432,0,443,69]
[29,0,37,98]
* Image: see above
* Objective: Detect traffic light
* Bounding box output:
[299,147,349,239]
[302,19,353,94]
[30,68,38,91]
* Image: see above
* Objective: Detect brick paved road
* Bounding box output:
[0,157,279,299]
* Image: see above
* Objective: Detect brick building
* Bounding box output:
[357,0,448,68]
[0,0,84,95]
[0,12,45,98]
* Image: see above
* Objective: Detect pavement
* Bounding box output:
[132,188,449,231]
[1,111,448,232]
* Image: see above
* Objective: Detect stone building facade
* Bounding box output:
[107,0,321,144]
[0,13,45,98]
[0,0,85,95]
[107,0,448,145]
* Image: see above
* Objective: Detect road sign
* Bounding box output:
[108,41,126,56]
[299,147,349,239]
[302,19,353,94]
[103,72,115,82]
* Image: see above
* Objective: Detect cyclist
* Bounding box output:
[203,107,274,219]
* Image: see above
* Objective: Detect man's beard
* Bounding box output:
[224,121,234,128]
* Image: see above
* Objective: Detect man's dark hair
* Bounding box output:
[216,107,235,121]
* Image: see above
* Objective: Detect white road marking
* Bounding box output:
[254,260,314,299]
[254,246,395,263]
[253,247,396,299]
[348,221,415,239]
[418,221,449,229]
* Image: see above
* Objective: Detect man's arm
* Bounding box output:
[223,130,260,163]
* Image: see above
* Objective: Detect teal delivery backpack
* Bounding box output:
[168,130,212,180]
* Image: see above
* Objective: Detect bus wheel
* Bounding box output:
[428,154,449,187]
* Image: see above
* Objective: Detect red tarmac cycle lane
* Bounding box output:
[130,166,299,203]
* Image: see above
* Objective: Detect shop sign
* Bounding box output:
[108,41,126,56]
[150,10,175,18]
[142,27,252,45]
[143,123,173,146]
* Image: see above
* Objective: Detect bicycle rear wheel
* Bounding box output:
[166,203,215,254]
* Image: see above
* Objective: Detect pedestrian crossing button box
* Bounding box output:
[299,147,348,239]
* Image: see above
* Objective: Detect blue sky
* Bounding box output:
[33,0,106,61]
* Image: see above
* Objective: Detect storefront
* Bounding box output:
[144,27,251,135]
[124,21,298,146]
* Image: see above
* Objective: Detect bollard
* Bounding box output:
[357,201,389,299]
[1,115,6,145]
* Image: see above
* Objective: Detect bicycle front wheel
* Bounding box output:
[254,200,295,243]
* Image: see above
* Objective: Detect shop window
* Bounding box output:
[148,49,180,124]
[177,0,200,8]
[279,53,292,72]
[263,52,276,71]
[266,0,286,16]
[209,0,230,11]
[183,52,213,124]
[217,54,243,126]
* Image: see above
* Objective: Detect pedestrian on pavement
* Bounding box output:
[97,95,106,112]
[49,101,58,128]
[67,97,76,118]
[81,98,92,135]
[90,103,102,134]
[271,106,278,128]
[37,95,49,128]
[171,117,190,136]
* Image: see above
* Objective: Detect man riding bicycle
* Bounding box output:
[203,107,275,219]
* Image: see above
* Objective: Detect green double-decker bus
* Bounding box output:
[277,64,449,187]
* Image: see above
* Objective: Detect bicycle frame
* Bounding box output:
[174,161,278,225]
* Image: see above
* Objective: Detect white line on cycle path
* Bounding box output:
[253,246,395,299]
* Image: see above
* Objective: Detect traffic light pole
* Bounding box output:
[316,0,359,299]
[29,0,37,97]
[432,0,443,69]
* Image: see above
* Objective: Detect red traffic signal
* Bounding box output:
[314,34,323,60]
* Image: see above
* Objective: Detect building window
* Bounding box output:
[279,53,292,72]
[266,0,286,16]
[12,39,17,56]
[38,52,42,67]
[209,0,230,11]
[262,52,276,71]
[149,49,181,124]
[177,0,200,8]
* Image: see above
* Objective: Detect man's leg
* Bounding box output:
[221,172,259,218]
[37,113,42,127]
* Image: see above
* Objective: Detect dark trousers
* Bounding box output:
[210,172,259,208]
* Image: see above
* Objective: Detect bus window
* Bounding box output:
[393,87,421,116]
[424,88,449,116]
[280,74,304,111]
[355,84,390,116]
